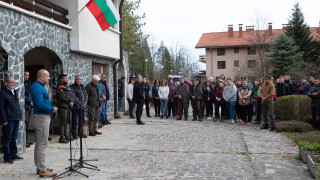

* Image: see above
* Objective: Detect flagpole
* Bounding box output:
[68,4,87,26]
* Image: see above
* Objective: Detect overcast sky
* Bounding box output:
[139,0,320,70]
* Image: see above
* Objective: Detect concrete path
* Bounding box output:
[0,113,313,180]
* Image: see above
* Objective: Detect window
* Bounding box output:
[234,60,239,67]
[217,61,226,69]
[248,46,256,55]
[217,48,225,56]
[265,45,271,52]
[234,47,239,54]
[247,60,256,69]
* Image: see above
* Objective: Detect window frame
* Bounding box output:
[247,46,256,55]
[234,60,239,67]
[217,61,226,69]
[234,47,239,54]
[217,48,226,56]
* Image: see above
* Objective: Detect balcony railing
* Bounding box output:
[1,0,68,24]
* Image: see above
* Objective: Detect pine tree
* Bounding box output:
[285,2,315,63]
[157,42,173,79]
[269,34,302,78]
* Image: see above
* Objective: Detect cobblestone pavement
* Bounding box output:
[0,110,313,180]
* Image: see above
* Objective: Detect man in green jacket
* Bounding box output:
[56,74,73,143]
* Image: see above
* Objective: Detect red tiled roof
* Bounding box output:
[195,27,320,48]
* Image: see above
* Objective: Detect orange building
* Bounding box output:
[196,24,319,81]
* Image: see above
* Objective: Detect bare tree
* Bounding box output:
[169,41,199,78]
[246,16,274,78]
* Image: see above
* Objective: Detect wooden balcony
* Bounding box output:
[1,0,68,24]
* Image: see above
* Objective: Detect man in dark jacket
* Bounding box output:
[307,78,320,129]
[86,75,104,136]
[284,75,294,95]
[142,77,151,117]
[70,75,88,139]
[309,76,315,88]
[56,74,73,143]
[176,78,189,120]
[24,71,33,147]
[190,79,203,121]
[276,77,289,98]
[118,76,126,112]
[133,75,145,125]
[0,76,23,163]
[298,78,310,95]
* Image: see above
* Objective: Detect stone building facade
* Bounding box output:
[0,3,127,155]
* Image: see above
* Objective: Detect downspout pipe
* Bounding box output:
[113,0,125,118]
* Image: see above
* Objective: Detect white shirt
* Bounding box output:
[126,83,134,99]
[158,86,169,100]
[7,87,14,95]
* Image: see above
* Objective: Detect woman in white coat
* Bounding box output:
[127,78,135,119]
[158,79,169,119]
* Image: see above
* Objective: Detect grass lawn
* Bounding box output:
[282,131,320,144]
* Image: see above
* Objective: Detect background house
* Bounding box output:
[196,24,319,81]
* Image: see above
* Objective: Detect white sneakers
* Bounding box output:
[231,119,234,124]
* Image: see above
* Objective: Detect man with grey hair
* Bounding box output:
[133,75,145,125]
[70,75,88,139]
[86,75,103,136]
[0,76,22,164]
[30,69,58,177]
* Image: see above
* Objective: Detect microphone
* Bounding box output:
[53,86,73,91]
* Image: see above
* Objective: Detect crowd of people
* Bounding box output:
[0,68,319,177]
[127,74,319,131]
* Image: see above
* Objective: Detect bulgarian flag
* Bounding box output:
[86,0,121,31]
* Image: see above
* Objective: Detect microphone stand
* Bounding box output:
[72,97,100,172]
[54,88,100,179]
[54,90,88,179]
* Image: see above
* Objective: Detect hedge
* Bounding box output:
[275,120,313,132]
[274,95,311,121]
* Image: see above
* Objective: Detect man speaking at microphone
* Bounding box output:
[30,69,58,177]
[56,74,73,143]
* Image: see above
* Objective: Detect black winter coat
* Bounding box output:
[284,80,294,95]
[276,83,289,98]
[307,84,320,105]
[118,79,125,97]
[56,82,71,109]
[203,86,214,101]
[0,87,21,123]
[133,81,144,102]
[70,83,88,109]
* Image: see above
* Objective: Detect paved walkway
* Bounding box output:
[0,112,313,180]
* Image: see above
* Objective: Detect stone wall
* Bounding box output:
[0,5,123,156]
[0,6,70,154]
[70,52,115,121]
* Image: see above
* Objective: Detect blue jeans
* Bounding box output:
[128,99,136,117]
[160,99,168,116]
[118,96,124,112]
[2,121,19,161]
[214,101,226,118]
[99,100,108,124]
[72,109,85,137]
[226,101,236,120]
